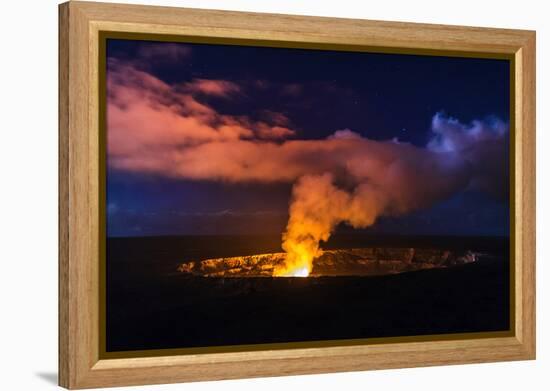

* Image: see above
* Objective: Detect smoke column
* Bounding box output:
[274,115,508,276]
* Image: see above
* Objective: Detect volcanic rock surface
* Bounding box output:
[177,247,480,277]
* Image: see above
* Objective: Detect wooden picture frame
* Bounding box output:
[59,1,536,389]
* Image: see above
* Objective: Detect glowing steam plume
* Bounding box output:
[274,174,380,276]
[273,116,509,276]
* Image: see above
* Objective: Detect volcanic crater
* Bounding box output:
[177,247,480,278]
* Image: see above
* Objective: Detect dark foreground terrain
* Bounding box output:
[106,234,510,352]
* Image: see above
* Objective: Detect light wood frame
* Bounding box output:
[59,1,536,389]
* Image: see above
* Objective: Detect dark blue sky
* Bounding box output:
[106,39,510,237]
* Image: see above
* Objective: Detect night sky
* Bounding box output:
[106,39,510,237]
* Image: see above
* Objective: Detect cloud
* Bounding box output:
[259,110,290,126]
[181,78,241,97]
[108,42,192,72]
[428,112,508,153]
[107,60,295,161]
[107,62,508,194]
[329,129,362,140]
[428,112,509,199]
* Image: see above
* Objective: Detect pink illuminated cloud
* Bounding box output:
[181,78,241,97]
[107,60,508,205]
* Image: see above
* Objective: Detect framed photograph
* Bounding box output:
[59,1,536,389]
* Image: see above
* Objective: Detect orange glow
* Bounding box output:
[291,267,310,277]
[275,265,310,277]
[273,238,319,277]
